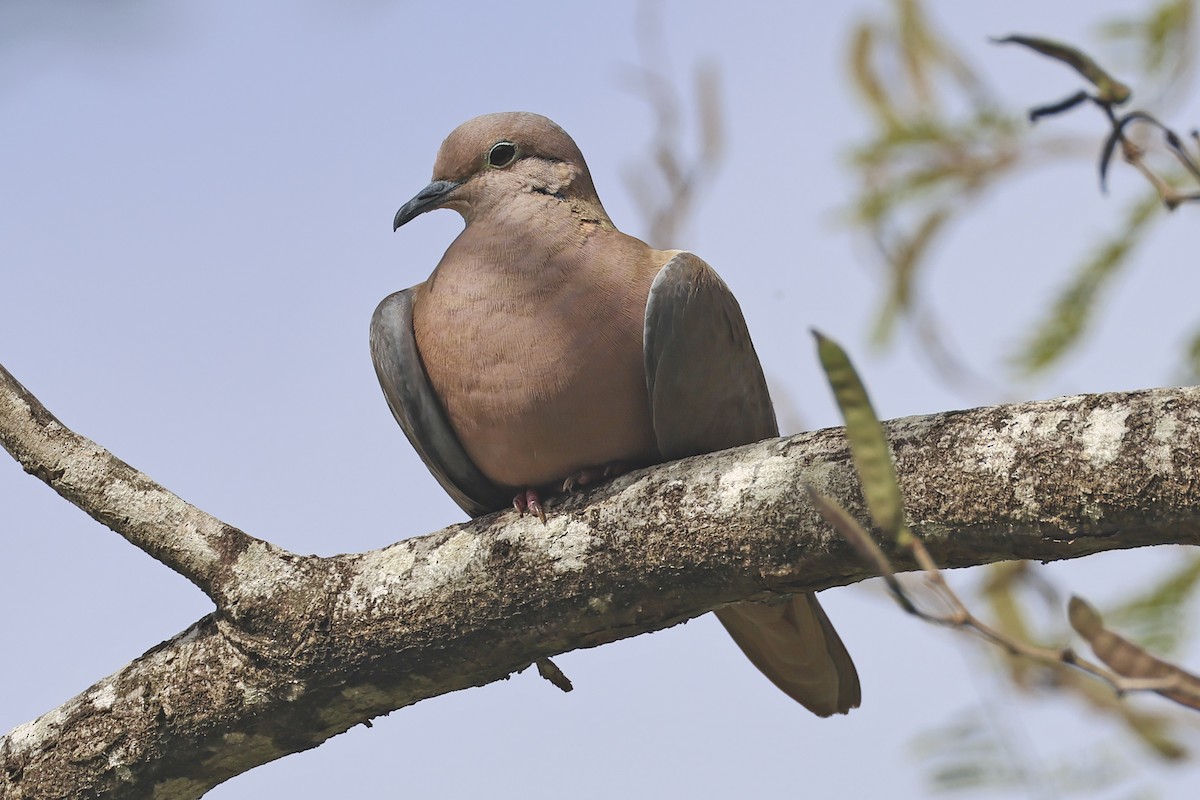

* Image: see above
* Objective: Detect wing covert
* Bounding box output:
[643,252,778,460]
[370,288,510,517]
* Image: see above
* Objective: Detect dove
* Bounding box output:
[371,112,859,715]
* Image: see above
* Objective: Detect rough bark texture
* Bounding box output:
[3,362,1199,799]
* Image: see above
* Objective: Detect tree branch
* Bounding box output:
[0,363,275,603]
[3,362,1199,798]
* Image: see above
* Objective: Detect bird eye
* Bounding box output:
[487,141,517,168]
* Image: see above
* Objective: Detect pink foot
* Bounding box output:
[512,489,546,524]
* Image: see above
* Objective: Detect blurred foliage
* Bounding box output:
[848,0,1196,381]
[978,563,1192,762]
[848,0,1022,350]
[847,10,1200,780]
[912,712,1035,795]
[1107,553,1200,656]
[913,709,1144,797]
[907,562,1196,794]
[1013,191,1161,373]
[618,3,1200,796]
[808,326,1200,791]
[1185,327,1200,384]
[904,554,1198,796]
[1099,0,1196,93]
[618,0,724,250]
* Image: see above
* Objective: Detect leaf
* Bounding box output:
[813,331,905,539]
[805,486,921,616]
[912,710,1135,795]
[1069,596,1200,711]
[992,34,1132,105]
[844,2,1026,353]
[870,208,948,345]
[849,21,898,127]
[980,562,1045,687]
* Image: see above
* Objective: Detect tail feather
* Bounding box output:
[715,594,860,716]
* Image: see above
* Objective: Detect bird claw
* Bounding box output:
[514,463,635,524]
[512,489,546,524]
[561,473,588,493]
[562,462,631,493]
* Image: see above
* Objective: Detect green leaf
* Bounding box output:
[813,330,905,538]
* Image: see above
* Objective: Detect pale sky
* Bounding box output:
[3,1,1198,798]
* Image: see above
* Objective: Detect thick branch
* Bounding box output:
[3,376,1200,799]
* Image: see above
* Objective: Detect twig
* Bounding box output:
[995,34,1200,210]
[829,504,1200,710]
[616,0,724,248]
[534,658,574,693]
[0,363,268,603]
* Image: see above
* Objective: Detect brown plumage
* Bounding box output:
[371,112,860,716]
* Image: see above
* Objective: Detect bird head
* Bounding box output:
[393,112,609,230]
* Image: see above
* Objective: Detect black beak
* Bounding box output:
[393,179,462,230]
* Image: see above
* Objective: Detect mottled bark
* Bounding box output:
[3,363,1198,799]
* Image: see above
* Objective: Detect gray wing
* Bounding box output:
[643,251,778,458]
[370,288,511,518]
[643,252,860,716]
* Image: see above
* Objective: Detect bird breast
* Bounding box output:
[411,233,662,489]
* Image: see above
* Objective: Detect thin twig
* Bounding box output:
[996,35,1200,209]
[893,529,1200,708]
[534,658,574,693]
